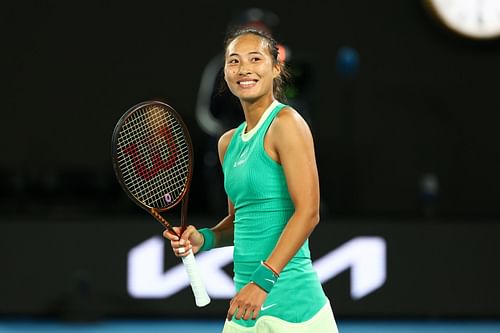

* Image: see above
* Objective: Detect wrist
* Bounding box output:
[198,228,215,252]
[250,261,279,293]
[262,261,280,276]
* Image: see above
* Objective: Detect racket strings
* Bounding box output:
[120,108,188,206]
[128,107,187,200]
[116,104,191,208]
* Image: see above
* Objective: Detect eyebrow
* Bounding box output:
[228,51,263,57]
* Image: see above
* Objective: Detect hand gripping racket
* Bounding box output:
[111,100,210,307]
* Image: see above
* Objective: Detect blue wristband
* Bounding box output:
[250,261,278,293]
[198,228,215,252]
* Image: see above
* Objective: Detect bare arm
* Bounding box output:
[264,107,321,274]
[210,129,236,248]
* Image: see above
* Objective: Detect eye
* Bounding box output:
[227,58,239,65]
[251,56,262,62]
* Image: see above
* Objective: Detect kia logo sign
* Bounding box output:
[127,236,386,300]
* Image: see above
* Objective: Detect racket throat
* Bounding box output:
[149,208,180,238]
[180,195,190,233]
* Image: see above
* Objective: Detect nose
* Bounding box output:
[238,62,251,75]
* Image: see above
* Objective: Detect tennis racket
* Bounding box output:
[111,100,210,307]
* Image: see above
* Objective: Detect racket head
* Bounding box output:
[111,100,194,213]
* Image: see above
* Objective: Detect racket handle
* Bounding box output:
[181,251,211,307]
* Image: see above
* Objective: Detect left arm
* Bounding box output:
[265,107,320,273]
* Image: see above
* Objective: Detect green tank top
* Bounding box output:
[222,101,327,326]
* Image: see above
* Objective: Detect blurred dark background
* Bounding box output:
[3,0,500,322]
[5,1,500,220]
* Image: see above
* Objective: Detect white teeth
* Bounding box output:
[239,81,255,86]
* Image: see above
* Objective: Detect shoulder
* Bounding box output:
[218,128,237,149]
[217,128,237,163]
[270,106,312,140]
[275,105,305,122]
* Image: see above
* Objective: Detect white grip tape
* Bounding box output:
[181,251,211,307]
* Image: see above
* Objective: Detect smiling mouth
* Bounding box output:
[237,80,258,88]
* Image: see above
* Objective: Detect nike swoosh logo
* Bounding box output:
[261,303,277,311]
[264,278,275,284]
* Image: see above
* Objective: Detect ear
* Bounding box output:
[273,62,282,78]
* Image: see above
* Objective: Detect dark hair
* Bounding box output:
[223,27,290,102]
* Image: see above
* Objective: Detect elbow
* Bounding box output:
[311,211,320,228]
[293,202,320,229]
[302,208,320,230]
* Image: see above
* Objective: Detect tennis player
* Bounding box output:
[164,27,339,333]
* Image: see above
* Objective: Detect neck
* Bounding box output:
[241,96,276,131]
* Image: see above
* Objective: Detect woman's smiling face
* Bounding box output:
[224,33,280,103]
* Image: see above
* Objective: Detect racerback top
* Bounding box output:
[222,100,327,327]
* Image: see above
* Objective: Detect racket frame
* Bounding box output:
[111,100,194,237]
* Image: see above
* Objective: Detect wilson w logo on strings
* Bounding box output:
[122,126,178,181]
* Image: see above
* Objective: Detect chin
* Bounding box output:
[238,94,261,103]
[237,89,263,101]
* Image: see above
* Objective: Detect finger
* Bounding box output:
[172,226,183,238]
[177,239,192,251]
[173,244,192,257]
[243,306,256,321]
[170,239,184,252]
[163,229,179,241]
[252,307,260,320]
[181,225,199,242]
[227,301,239,321]
[164,226,183,240]
[235,304,248,320]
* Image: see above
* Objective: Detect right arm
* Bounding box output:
[210,128,236,248]
[164,129,236,256]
